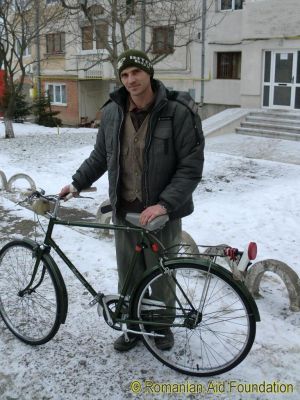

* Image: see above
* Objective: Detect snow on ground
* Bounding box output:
[0,122,300,400]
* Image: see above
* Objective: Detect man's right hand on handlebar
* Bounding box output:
[59,184,79,201]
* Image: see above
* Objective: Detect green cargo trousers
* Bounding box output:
[114,217,182,320]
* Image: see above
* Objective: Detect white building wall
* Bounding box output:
[203,7,243,105]
[201,0,300,108]
[155,43,202,101]
[242,0,300,39]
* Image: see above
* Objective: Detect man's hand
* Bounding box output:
[59,184,79,201]
[139,204,167,226]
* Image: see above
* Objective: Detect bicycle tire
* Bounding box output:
[132,261,256,376]
[0,240,66,345]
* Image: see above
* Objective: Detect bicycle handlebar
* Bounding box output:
[25,188,97,217]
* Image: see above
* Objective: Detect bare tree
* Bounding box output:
[60,0,205,81]
[0,0,70,138]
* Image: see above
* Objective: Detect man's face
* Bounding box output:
[120,67,151,97]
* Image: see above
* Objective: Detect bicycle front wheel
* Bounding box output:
[0,240,65,345]
[132,262,256,376]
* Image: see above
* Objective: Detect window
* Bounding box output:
[81,24,108,51]
[16,40,31,57]
[87,4,104,15]
[82,26,93,50]
[217,52,241,79]
[24,46,31,57]
[220,0,243,10]
[126,0,135,16]
[14,0,31,11]
[152,26,174,55]
[46,33,65,55]
[95,25,108,49]
[46,83,67,105]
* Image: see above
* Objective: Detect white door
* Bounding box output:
[263,51,300,109]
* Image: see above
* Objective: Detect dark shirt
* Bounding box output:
[128,96,155,131]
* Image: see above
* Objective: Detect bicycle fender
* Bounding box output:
[21,238,69,324]
[133,257,260,322]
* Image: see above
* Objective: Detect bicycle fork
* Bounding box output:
[18,244,49,297]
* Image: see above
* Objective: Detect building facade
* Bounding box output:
[204,0,300,111]
[22,0,300,125]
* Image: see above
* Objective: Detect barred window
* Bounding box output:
[217,52,241,79]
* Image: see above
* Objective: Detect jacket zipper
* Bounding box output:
[114,107,124,213]
[142,100,167,208]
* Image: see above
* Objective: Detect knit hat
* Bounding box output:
[117,49,154,80]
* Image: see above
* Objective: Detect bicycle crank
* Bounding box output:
[97,294,127,331]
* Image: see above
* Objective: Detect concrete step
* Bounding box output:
[246,115,300,127]
[241,121,300,134]
[249,111,300,121]
[236,127,300,141]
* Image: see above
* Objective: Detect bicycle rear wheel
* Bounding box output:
[132,262,256,376]
[0,240,66,345]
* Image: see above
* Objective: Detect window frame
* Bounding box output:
[219,0,243,11]
[16,39,31,57]
[81,23,108,51]
[45,83,67,106]
[216,52,242,80]
[81,26,93,50]
[152,26,175,55]
[45,32,65,55]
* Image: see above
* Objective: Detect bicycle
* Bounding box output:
[0,190,260,377]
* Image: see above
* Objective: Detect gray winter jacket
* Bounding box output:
[72,80,205,220]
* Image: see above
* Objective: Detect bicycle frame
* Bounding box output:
[24,213,201,333]
[24,209,179,331]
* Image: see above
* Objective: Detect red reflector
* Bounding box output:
[248,242,257,260]
[135,245,142,253]
[151,243,159,253]
[224,247,238,260]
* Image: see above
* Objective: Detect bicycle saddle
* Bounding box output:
[125,213,169,231]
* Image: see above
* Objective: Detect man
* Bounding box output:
[60,49,205,352]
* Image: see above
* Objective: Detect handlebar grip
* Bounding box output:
[81,187,97,193]
[64,192,74,200]
[63,186,97,200]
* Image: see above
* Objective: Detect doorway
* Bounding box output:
[263,50,300,109]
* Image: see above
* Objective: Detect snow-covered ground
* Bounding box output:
[0,122,300,399]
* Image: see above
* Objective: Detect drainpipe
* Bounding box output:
[141,0,146,51]
[200,0,206,106]
[35,0,41,97]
